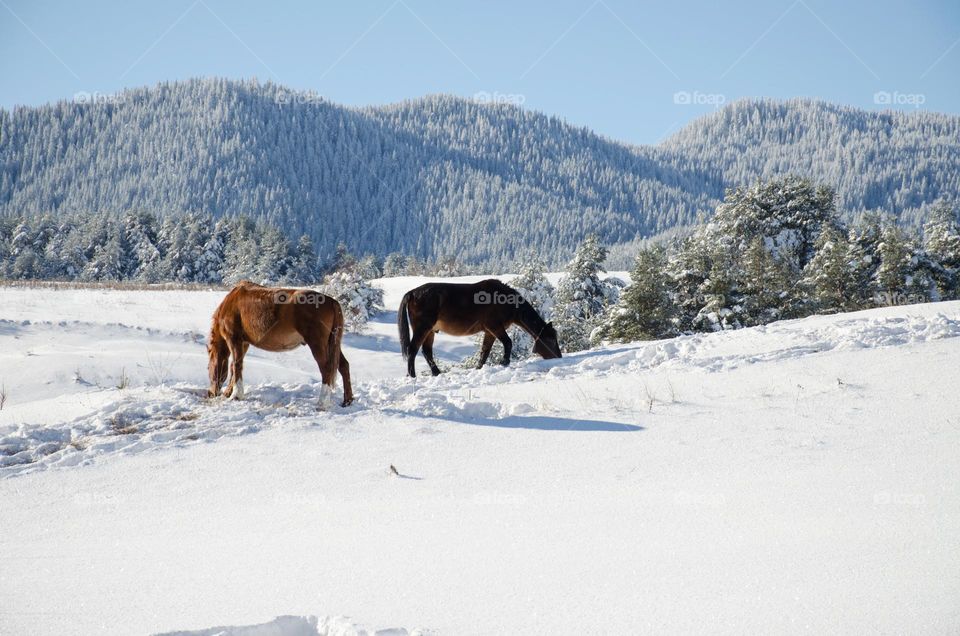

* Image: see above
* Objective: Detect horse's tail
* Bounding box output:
[398,291,412,359]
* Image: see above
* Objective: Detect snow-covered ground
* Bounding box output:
[1,277,959,635]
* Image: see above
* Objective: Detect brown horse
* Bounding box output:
[207,281,353,406]
[397,279,561,377]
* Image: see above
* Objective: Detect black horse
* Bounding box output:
[397,279,561,377]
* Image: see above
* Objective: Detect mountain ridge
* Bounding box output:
[1,78,957,267]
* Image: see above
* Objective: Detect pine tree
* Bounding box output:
[124,211,162,282]
[194,220,229,284]
[286,234,319,283]
[321,267,385,332]
[256,225,292,284]
[222,217,260,283]
[693,242,743,331]
[81,231,127,281]
[667,234,712,332]
[553,235,615,351]
[874,221,927,305]
[844,214,884,309]
[382,252,407,277]
[739,236,790,326]
[800,224,852,313]
[922,199,960,300]
[711,176,838,272]
[594,245,674,343]
[356,254,382,280]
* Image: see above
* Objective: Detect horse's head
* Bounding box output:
[533,321,562,360]
[207,337,229,397]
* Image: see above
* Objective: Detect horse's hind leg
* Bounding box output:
[421,331,442,376]
[224,340,248,399]
[308,339,337,406]
[338,353,353,406]
[476,332,495,369]
[407,325,433,378]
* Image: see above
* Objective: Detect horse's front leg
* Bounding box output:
[493,328,512,366]
[476,332,495,369]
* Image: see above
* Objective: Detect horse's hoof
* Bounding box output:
[341,397,354,407]
[430,368,441,376]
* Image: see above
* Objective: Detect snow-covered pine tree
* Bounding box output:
[124,211,162,282]
[739,236,792,326]
[326,243,356,276]
[321,265,385,333]
[194,219,229,284]
[594,244,674,343]
[874,220,929,305]
[382,252,407,277]
[356,255,383,281]
[81,229,128,281]
[666,233,712,333]
[800,223,852,313]
[693,241,743,331]
[221,217,260,284]
[553,235,617,352]
[256,225,292,284]
[286,234,319,284]
[710,176,837,272]
[922,199,960,300]
[155,215,195,282]
[844,213,884,309]
[432,255,467,277]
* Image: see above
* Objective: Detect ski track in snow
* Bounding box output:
[3,308,959,477]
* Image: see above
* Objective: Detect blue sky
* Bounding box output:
[1,0,958,144]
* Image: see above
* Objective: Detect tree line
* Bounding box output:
[0,210,471,284]
[550,177,960,352]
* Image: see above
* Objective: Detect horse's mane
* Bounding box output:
[515,293,547,335]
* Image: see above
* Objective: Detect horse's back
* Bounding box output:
[215,283,337,343]
[405,278,518,336]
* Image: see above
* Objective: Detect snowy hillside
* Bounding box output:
[1,277,959,634]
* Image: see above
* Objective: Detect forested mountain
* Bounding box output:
[1,78,958,267]
[662,99,960,226]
